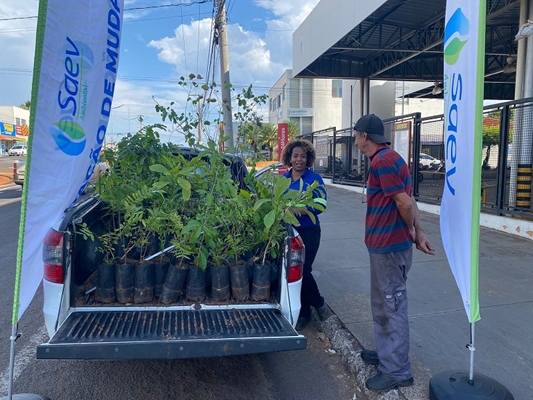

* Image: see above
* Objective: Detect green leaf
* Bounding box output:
[274,177,291,199]
[283,211,300,226]
[198,249,208,270]
[305,210,317,224]
[152,181,169,189]
[178,178,191,191]
[253,198,270,212]
[149,164,168,174]
[264,210,276,230]
[239,189,252,201]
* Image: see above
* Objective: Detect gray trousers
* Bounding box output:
[369,248,413,380]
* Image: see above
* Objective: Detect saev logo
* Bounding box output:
[444,8,470,65]
[50,121,87,156]
[52,38,95,156]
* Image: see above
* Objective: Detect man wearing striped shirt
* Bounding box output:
[354,114,435,393]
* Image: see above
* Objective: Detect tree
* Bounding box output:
[482,113,513,168]
[255,121,301,160]
[237,121,263,153]
[286,120,301,139]
[482,125,499,168]
[19,101,31,110]
[258,123,277,160]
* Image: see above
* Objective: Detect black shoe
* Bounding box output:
[361,349,379,366]
[365,372,414,392]
[316,304,332,320]
[295,316,311,331]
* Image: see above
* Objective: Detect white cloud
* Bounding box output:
[0,0,322,142]
[147,0,320,95]
[0,1,38,106]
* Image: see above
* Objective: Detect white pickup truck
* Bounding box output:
[36,154,307,360]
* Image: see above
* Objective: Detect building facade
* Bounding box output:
[268,69,345,135]
[0,106,30,155]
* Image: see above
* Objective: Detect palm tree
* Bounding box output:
[19,101,31,110]
[258,124,277,160]
[258,122,301,160]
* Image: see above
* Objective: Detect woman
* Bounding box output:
[280,139,330,330]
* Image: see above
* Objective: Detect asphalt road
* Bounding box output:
[0,155,25,173]
[0,185,361,400]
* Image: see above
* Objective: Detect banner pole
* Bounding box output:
[7,324,18,400]
[468,322,475,383]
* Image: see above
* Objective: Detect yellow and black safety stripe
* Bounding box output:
[516,164,532,208]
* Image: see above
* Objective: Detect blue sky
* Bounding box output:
[0,0,319,143]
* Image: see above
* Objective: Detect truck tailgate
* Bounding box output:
[37,308,306,360]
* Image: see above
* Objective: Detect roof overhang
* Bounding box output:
[293,0,520,100]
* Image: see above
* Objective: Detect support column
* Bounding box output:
[518,0,533,208]
[510,0,530,207]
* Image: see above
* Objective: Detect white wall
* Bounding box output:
[396,98,444,118]
[312,79,342,131]
[368,81,396,122]
[0,106,30,125]
[341,80,360,129]
[293,0,388,76]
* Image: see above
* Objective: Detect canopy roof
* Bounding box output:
[295,0,520,100]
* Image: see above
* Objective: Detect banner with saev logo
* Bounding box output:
[14,0,124,322]
[440,1,486,323]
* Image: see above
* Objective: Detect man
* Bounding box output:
[354,113,435,392]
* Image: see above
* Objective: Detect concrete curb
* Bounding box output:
[315,311,431,400]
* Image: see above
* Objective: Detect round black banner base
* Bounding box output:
[0,395,51,400]
[429,371,514,400]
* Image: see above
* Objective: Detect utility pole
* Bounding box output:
[215,0,234,150]
[197,99,203,144]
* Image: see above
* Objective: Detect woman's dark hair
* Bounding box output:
[281,139,316,168]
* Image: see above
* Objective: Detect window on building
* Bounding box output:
[282,84,286,100]
[21,119,26,126]
[277,94,282,109]
[16,118,21,125]
[301,79,312,108]
[301,117,313,135]
[290,117,300,131]
[332,80,343,98]
[289,79,300,108]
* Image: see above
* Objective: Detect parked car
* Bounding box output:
[12,160,109,187]
[8,145,27,156]
[13,160,25,186]
[419,153,443,170]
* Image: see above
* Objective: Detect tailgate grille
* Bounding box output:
[52,308,295,343]
[39,308,305,359]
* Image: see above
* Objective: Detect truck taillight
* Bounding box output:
[288,236,305,283]
[13,162,17,178]
[43,229,64,284]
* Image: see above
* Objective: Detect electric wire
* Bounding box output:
[0,1,212,22]
[180,5,188,76]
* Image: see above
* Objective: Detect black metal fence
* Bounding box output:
[305,97,533,219]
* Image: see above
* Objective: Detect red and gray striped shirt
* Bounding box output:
[365,145,413,254]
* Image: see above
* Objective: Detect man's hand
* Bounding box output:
[415,229,435,255]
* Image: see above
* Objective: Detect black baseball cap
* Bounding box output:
[354,114,391,145]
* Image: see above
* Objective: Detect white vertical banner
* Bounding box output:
[440,1,486,323]
[13,0,124,322]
